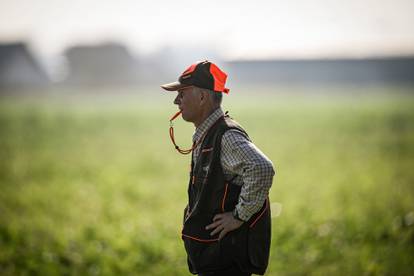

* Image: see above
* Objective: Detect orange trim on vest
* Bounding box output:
[182,233,219,243]
[201,147,213,153]
[221,183,228,212]
[249,198,269,228]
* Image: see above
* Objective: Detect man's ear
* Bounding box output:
[199,89,207,105]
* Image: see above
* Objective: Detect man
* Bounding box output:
[161,61,275,276]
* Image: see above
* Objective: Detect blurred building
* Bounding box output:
[1,40,413,91]
[226,58,414,87]
[63,42,140,87]
[0,42,49,91]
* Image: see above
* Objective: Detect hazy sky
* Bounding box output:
[1,0,413,59]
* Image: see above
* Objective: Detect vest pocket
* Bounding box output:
[246,203,271,273]
[182,212,237,273]
[183,237,223,273]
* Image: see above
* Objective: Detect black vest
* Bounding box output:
[181,115,271,275]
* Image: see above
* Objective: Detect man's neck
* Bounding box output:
[193,106,220,128]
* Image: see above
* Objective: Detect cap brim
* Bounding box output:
[160,81,192,91]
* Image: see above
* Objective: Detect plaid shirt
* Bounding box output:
[192,108,275,221]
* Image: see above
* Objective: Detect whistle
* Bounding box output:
[170,110,182,122]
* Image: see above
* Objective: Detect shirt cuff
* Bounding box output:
[233,208,247,222]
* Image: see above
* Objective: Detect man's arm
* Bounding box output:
[205,129,275,239]
[221,129,275,221]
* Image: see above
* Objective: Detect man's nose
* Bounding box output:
[174,95,180,105]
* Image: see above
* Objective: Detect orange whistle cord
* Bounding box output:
[169,111,199,155]
[168,111,224,155]
[169,126,197,155]
[169,110,182,121]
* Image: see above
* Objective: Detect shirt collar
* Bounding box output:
[192,107,224,143]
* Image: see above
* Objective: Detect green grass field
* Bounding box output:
[1,86,414,275]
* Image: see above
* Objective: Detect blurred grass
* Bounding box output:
[0,86,413,275]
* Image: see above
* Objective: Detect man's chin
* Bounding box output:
[182,116,192,122]
[181,113,190,121]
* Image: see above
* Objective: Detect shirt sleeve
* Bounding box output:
[221,129,275,221]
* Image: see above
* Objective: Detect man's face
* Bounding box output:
[174,86,201,123]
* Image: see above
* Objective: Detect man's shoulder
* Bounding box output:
[222,128,249,139]
[221,127,251,150]
[205,115,250,148]
[216,116,244,132]
[221,115,242,128]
